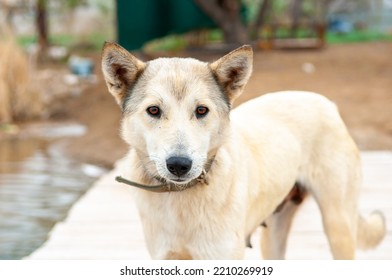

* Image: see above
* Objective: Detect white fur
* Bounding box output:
[101,43,386,260]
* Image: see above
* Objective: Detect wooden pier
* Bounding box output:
[27,152,392,260]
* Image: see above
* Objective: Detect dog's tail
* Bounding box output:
[357,211,386,250]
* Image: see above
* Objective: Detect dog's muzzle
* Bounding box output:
[115,156,215,193]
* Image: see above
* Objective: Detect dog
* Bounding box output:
[101,42,385,259]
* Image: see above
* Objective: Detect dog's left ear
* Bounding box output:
[209,45,253,105]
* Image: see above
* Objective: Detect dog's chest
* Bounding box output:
[135,190,246,258]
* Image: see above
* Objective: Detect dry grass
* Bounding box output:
[0,28,43,123]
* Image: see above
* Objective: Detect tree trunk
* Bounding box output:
[36,0,49,53]
[194,0,249,46]
[290,0,303,37]
[251,0,272,39]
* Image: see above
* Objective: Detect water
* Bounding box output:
[0,124,105,259]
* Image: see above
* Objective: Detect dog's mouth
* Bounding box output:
[159,174,198,186]
[171,178,189,184]
[152,168,208,189]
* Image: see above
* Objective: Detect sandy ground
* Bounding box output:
[61,41,392,168]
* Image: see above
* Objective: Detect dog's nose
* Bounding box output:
[166,157,192,177]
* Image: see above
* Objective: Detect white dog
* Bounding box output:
[101,42,385,259]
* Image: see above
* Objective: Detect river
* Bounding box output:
[0,123,105,259]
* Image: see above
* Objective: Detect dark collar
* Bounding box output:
[115,156,215,193]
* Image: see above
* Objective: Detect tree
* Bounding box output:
[194,0,277,45]
[194,0,331,46]
[34,0,87,55]
[36,0,48,53]
[251,0,272,37]
[193,0,249,45]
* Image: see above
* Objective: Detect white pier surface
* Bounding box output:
[27,151,392,260]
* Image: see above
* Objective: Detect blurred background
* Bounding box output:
[0,0,391,259]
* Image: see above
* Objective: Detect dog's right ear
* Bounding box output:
[101,42,146,106]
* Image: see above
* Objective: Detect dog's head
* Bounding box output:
[101,42,253,186]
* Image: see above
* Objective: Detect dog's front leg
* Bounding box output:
[163,251,193,260]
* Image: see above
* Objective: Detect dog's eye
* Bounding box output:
[195,106,209,118]
[146,106,161,117]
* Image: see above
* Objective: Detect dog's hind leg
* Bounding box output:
[314,185,385,259]
[315,199,357,259]
[309,156,361,259]
[260,184,307,259]
[323,208,385,258]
